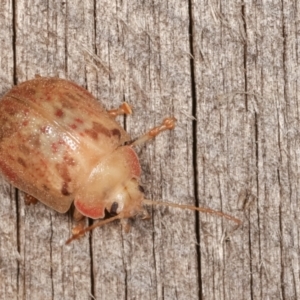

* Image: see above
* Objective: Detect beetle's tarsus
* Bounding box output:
[107,102,132,118]
[131,117,177,147]
[72,222,85,235]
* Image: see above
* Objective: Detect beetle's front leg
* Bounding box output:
[107,103,132,118]
[73,207,85,222]
[130,117,177,147]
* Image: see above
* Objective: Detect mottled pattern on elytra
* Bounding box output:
[0,78,130,213]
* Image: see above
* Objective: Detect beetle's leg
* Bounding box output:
[130,117,177,147]
[107,103,132,118]
[72,222,86,237]
[73,207,85,222]
[66,214,122,244]
[24,194,38,205]
[72,207,86,237]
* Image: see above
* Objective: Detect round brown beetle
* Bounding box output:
[0,77,241,243]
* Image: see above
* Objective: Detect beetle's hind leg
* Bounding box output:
[107,103,132,118]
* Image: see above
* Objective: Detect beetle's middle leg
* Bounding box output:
[130,117,177,147]
[107,103,132,118]
[73,207,85,222]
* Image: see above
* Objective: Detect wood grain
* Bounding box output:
[0,0,299,299]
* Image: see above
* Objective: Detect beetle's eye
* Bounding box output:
[138,185,145,193]
[110,202,119,215]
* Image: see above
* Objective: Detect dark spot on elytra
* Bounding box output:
[75,118,83,123]
[56,163,71,182]
[110,202,119,215]
[64,155,76,166]
[42,184,50,191]
[92,122,111,137]
[55,109,64,117]
[17,157,26,167]
[85,122,112,140]
[84,129,98,139]
[111,128,121,139]
[61,182,70,196]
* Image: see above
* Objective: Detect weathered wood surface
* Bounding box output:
[0,0,299,299]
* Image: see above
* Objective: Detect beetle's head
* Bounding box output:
[74,146,145,220]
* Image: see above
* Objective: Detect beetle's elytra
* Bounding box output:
[0,77,240,243]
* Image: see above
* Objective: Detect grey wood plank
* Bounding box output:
[0,1,299,300]
[192,1,250,299]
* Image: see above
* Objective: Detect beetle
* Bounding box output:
[0,77,241,243]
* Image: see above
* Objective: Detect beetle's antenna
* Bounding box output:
[66,214,122,244]
[142,199,242,225]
